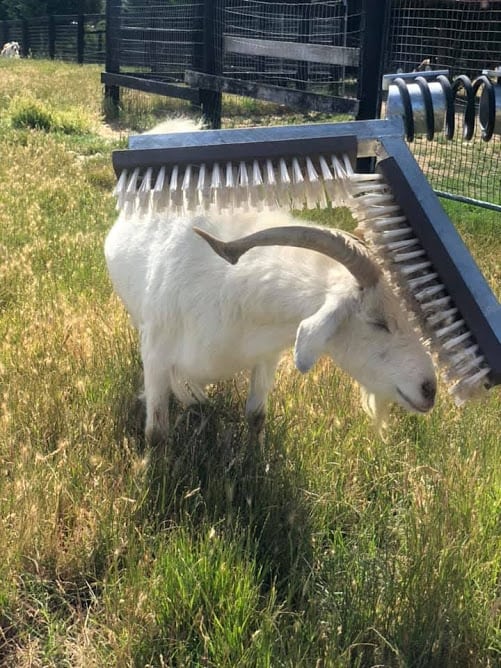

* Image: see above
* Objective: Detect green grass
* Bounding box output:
[0,59,500,667]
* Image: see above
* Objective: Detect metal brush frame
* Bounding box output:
[112,117,501,388]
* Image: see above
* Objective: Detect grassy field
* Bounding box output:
[0,59,500,667]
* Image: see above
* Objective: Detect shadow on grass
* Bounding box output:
[117,379,315,602]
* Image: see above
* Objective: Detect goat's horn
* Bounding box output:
[193,225,381,287]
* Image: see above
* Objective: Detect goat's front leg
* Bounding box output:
[246,356,280,445]
[141,335,171,448]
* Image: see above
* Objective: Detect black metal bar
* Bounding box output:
[185,70,359,115]
[435,190,501,215]
[1,21,9,46]
[77,13,85,64]
[357,0,389,121]
[48,14,56,60]
[199,0,222,129]
[296,0,311,92]
[114,133,358,176]
[104,0,121,114]
[128,117,403,155]
[21,19,29,57]
[357,0,390,172]
[101,72,200,103]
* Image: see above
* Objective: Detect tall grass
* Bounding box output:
[0,59,500,667]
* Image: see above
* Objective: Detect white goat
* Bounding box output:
[1,41,20,58]
[105,182,436,445]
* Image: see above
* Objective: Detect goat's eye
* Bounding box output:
[371,319,390,333]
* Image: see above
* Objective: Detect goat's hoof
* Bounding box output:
[247,411,266,448]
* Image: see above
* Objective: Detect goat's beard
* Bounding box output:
[359,387,390,437]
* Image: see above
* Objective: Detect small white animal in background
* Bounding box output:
[1,41,21,58]
[105,119,436,446]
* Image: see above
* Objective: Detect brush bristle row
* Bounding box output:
[339,163,490,403]
[113,154,354,216]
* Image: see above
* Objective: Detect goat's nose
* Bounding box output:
[421,379,436,404]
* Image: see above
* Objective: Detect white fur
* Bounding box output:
[1,42,20,58]
[143,117,203,135]
[105,205,436,442]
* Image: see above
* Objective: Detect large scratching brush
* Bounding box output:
[111,118,501,404]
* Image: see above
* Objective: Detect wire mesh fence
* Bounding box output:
[384,0,501,207]
[0,14,105,63]
[221,1,360,97]
[118,1,203,79]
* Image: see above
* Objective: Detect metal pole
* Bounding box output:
[104,0,121,115]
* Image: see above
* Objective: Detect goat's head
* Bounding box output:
[195,223,437,428]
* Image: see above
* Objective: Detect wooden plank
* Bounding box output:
[224,35,359,67]
[184,70,358,115]
[101,72,200,102]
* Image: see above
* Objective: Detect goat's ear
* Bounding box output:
[294,300,346,373]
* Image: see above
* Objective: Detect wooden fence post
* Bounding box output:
[198,0,222,129]
[357,0,390,171]
[77,13,85,64]
[1,21,10,46]
[21,18,30,57]
[104,0,121,116]
[357,0,389,121]
[296,0,311,91]
[48,14,56,60]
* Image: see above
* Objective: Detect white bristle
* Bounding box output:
[427,308,458,326]
[137,167,153,213]
[449,344,478,367]
[153,166,166,200]
[400,261,432,276]
[264,159,278,207]
[225,161,235,188]
[211,162,223,189]
[114,169,128,202]
[414,284,444,301]
[275,158,291,206]
[319,155,341,203]
[372,217,409,230]
[237,161,250,209]
[291,158,305,205]
[407,272,439,290]
[435,319,465,339]
[385,238,420,251]
[182,165,197,211]
[393,249,427,263]
[304,157,325,208]
[166,164,179,209]
[125,168,140,200]
[247,161,263,209]
[225,162,236,210]
[198,163,212,209]
[421,296,451,311]
[441,331,471,351]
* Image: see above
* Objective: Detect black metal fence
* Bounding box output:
[3,3,500,211]
[0,13,105,64]
[102,1,376,125]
